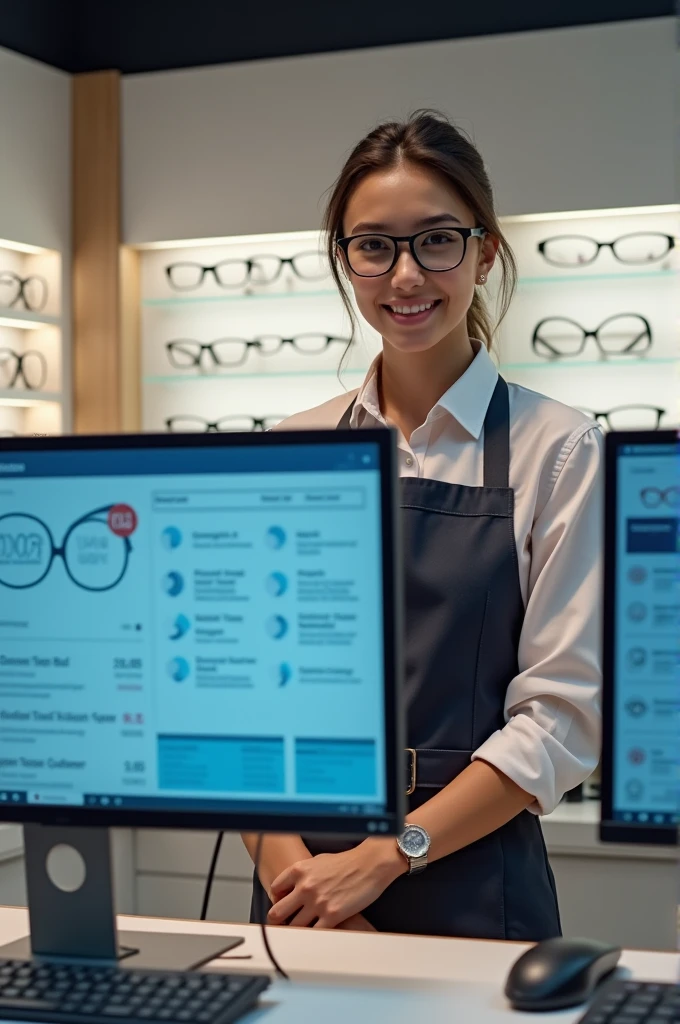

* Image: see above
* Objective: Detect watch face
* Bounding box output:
[401,827,428,857]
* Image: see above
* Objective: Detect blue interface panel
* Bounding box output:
[612,440,680,826]
[0,443,388,817]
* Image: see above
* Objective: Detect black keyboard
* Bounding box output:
[0,958,269,1024]
[577,979,680,1023]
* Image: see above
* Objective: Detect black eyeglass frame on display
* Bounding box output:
[537,232,676,267]
[165,334,349,370]
[0,271,48,312]
[578,406,667,431]
[336,227,487,277]
[165,415,285,433]
[0,348,48,390]
[531,314,653,360]
[164,251,326,291]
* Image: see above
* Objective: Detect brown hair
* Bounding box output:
[322,108,517,359]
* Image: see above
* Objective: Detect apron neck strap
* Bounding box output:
[337,375,510,489]
[482,376,510,489]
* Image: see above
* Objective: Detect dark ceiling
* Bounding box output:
[0,0,673,75]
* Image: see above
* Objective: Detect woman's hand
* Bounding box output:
[267,839,405,929]
[337,913,377,932]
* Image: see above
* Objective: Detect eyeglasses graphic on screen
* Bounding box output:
[165,415,285,433]
[336,226,486,277]
[0,348,47,390]
[537,233,676,267]
[531,314,652,359]
[577,406,667,431]
[166,334,348,369]
[0,504,136,591]
[0,271,48,312]
[165,251,327,290]
[639,486,680,510]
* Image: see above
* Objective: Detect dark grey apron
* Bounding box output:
[251,376,561,940]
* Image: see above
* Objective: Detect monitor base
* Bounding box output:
[0,931,243,971]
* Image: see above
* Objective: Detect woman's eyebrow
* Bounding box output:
[349,213,463,233]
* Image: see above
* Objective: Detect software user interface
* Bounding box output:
[613,438,680,825]
[0,442,388,820]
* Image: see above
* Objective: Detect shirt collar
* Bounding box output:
[351,339,499,439]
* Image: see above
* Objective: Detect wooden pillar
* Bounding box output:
[72,70,139,434]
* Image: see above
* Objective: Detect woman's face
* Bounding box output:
[339,161,498,356]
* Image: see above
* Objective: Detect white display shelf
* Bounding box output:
[0,389,62,406]
[499,355,680,371]
[142,288,338,307]
[517,268,680,287]
[0,309,61,330]
[144,368,368,384]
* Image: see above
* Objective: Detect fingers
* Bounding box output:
[286,906,319,928]
[270,866,296,899]
[267,890,302,925]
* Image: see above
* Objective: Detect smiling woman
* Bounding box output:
[242,109,604,942]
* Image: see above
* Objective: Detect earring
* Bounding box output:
[477,273,487,284]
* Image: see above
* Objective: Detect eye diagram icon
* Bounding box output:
[163,571,184,597]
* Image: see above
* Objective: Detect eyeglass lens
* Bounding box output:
[346,229,467,276]
[532,315,651,358]
[0,348,47,389]
[538,233,673,267]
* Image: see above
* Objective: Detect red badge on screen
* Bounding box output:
[108,504,138,537]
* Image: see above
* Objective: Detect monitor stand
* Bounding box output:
[0,825,243,970]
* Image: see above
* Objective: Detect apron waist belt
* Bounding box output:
[406,748,473,793]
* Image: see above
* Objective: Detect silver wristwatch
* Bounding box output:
[396,823,430,875]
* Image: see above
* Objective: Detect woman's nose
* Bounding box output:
[390,248,425,288]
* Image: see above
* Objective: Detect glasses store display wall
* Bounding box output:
[140,206,679,436]
[0,240,64,438]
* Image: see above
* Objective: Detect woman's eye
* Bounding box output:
[359,238,387,251]
[423,232,456,246]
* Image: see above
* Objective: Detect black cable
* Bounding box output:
[200,830,224,921]
[255,833,289,981]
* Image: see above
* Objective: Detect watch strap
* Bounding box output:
[407,852,428,875]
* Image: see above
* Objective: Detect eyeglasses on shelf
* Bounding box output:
[336,226,486,277]
[165,334,349,369]
[0,271,48,312]
[577,405,667,431]
[531,314,652,359]
[537,233,676,268]
[165,251,327,290]
[165,415,285,433]
[0,348,47,389]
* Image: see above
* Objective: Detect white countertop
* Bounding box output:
[0,905,678,1023]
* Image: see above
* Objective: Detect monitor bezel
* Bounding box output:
[600,428,678,846]
[0,429,406,838]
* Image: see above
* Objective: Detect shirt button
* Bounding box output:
[405,456,414,467]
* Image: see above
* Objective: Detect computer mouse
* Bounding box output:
[504,936,622,1011]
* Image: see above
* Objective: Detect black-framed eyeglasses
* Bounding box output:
[336,227,487,277]
[166,334,348,369]
[0,505,132,591]
[0,348,47,389]
[0,271,48,312]
[165,251,327,291]
[578,405,666,431]
[165,415,285,433]
[531,314,652,359]
[639,486,680,509]
[537,233,676,268]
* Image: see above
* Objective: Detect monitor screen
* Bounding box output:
[0,431,403,836]
[601,430,679,845]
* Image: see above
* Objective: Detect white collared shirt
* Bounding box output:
[279,340,604,815]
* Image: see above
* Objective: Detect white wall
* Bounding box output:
[122,17,677,243]
[0,46,70,250]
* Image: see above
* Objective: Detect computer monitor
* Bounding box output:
[0,429,404,966]
[600,428,679,846]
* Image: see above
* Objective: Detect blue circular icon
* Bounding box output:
[266,615,288,640]
[168,657,190,682]
[162,526,182,550]
[266,571,288,597]
[163,571,184,597]
[274,662,292,687]
[266,525,287,550]
[169,613,190,640]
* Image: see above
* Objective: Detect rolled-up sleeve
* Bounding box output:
[471,423,604,815]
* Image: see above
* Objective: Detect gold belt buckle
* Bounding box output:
[406,748,417,796]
